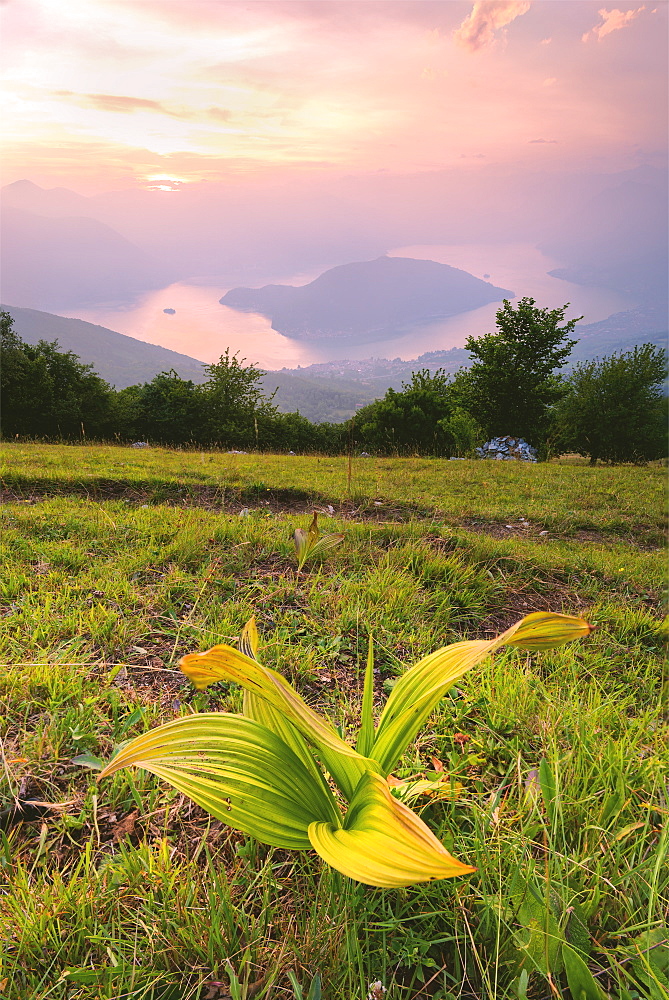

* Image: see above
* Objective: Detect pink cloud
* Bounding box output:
[453,1,532,52]
[582,6,646,42]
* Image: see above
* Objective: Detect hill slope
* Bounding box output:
[566,308,667,364]
[3,305,207,388]
[2,304,377,421]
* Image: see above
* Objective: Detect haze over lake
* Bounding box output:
[69,243,635,370]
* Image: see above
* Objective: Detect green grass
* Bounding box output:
[0,443,667,1000]
[2,442,666,543]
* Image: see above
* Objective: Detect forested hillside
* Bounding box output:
[3,302,665,464]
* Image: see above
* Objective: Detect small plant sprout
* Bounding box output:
[98,611,592,888]
[293,510,344,571]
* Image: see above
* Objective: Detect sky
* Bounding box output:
[2,0,667,195]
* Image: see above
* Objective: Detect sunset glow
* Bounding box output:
[2,0,666,193]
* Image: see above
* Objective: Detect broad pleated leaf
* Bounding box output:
[308,771,475,887]
[372,613,592,775]
[306,533,345,559]
[98,713,342,849]
[501,611,592,650]
[238,618,327,787]
[294,511,320,570]
[179,643,377,799]
[293,528,311,571]
[243,689,328,788]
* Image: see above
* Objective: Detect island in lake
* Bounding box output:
[220,255,513,342]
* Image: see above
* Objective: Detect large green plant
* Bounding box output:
[99,612,591,887]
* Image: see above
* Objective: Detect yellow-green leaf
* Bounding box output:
[294,511,344,570]
[307,534,345,558]
[242,689,329,789]
[308,771,475,888]
[293,528,311,571]
[239,616,260,660]
[355,635,376,758]
[372,613,592,775]
[238,617,323,783]
[179,643,377,799]
[503,612,593,650]
[98,713,343,850]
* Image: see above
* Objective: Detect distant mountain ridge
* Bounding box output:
[3,167,667,317]
[220,256,513,341]
[540,175,668,313]
[0,206,177,312]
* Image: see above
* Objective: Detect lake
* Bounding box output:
[70,243,635,369]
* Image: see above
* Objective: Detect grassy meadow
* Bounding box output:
[0,443,667,1000]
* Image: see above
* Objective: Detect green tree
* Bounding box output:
[129,370,205,445]
[554,344,668,464]
[260,411,345,454]
[201,350,278,448]
[1,311,33,436]
[112,383,144,440]
[1,312,115,439]
[354,369,456,455]
[459,297,581,446]
[439,406,484,457]
[116,362,347,452]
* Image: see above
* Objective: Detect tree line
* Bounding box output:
[1,302,666,464]
[1,311,344,453]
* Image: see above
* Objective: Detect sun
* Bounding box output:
[143,175,189,192]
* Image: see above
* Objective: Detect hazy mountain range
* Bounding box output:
[5,303,665,424]
[220,256,513,341]
[1,166,666,315]
[0,207,178,313]
[1,164,666,422]
[540,174,668,312]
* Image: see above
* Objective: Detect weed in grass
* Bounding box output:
[293,510,345,572]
